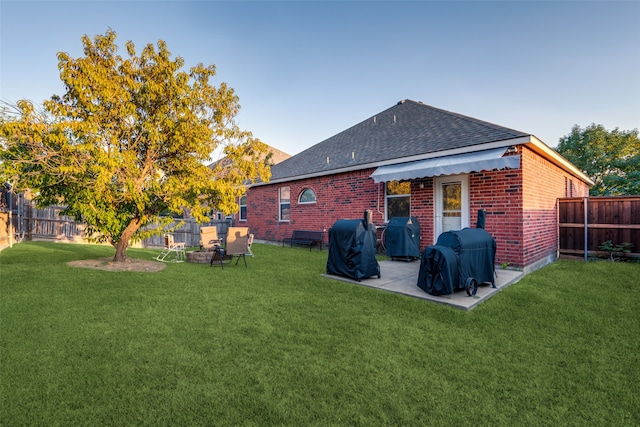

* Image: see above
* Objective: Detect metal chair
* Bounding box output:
[155,234,186,262]
[247,234,254,257]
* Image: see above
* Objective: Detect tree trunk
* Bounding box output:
[113,218,141,262]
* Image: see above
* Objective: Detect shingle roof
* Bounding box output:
[270,100,529,181]
[208,144,291,170]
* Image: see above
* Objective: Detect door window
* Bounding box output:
[434,175,469,240]
[441,182,462,232]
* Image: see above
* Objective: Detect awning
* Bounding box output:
[370,147,520,183]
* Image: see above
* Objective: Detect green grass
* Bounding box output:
[1,242,639,426]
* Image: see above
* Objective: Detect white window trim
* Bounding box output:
[239,195,247,221]
[384,181,411,222]
[279,186,290,222]
[298,188,317,204]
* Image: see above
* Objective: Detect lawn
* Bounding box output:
[1,242,639,426]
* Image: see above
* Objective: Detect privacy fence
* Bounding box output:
[4,193,639,261]
[558,196,640,260]
[0,193,232,250]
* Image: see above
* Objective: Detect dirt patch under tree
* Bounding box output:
[67,257,167,272]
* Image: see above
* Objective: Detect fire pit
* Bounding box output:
[186,250,231,264]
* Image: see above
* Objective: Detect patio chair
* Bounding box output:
[200,226,222,251]
[225,227,251,268]
[155,234,186,262]
[247,234,254,256]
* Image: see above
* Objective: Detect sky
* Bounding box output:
[1,1,639,157]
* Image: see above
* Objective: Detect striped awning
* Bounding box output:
[370,147,520,183]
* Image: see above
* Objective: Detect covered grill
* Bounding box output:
[385,216,421,260]
[326,213,381,282]
[417,227,496,296]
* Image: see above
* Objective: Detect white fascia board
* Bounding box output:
[251,166,369,186]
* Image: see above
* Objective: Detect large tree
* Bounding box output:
[0,30,271,261]
[556,124,640,196]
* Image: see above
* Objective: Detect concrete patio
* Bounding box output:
[323,259,524,310]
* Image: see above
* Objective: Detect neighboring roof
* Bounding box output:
[266,146,291,165]
[269,100,529,182]
[208,144,291,170]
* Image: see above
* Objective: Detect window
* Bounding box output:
[569,179,575,197]
[385,180,410,220]
[564,177,575,197]
[239,195,247,221]
[441,181,462,230]
[298,188,317,204]
[279,186,290,221]
[435,175,469,238]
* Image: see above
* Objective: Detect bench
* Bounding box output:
[282,230,324,251]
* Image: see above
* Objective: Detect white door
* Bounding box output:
[434,175,469,241]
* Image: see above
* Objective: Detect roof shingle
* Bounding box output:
[271,99,529,180]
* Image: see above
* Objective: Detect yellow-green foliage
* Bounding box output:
[0,30,271,260]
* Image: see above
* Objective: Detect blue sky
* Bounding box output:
[1,1,639,156]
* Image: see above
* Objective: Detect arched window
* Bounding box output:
[298,188,317,204]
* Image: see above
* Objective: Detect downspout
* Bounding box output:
[377,182,385,219]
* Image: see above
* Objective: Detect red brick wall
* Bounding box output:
[246,169,384,245]
[469,164,524,268]
[248,166,527,266]
[409,179,435,248]
[246,146,590,270]
[520,146,589,268]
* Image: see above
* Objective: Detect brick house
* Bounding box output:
[243,100,592,272]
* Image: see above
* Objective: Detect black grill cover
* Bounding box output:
[476,209,486,229]
[385,216,420,258]
[436,228,496,287]
[417,228,496,295]
[417,245,459,295]
[327,219,380,281]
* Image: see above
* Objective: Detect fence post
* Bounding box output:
[4,183,12,248]
[583,197,588,262]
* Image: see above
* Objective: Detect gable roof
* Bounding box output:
[208,144,291,170]
[266,146,292,165]
[269,99,530,182]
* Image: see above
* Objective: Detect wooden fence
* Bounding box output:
[558,196,640,259]
[0,200,233,250]
[0,212,11,249]
[30,205,87,242]
[6,195,639,261]
[0,188,23,249]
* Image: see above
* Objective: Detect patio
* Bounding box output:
[323,260,524,310]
